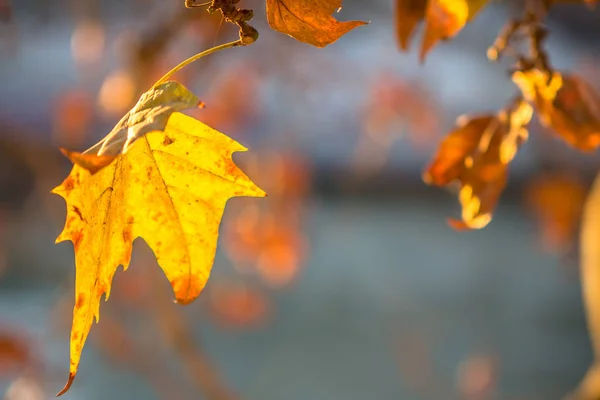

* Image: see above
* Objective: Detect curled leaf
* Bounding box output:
[59,149,116,174]
[85,81,203,159]
[424,102,532,229]
[266,0,367,47]
[512,69,600,151]
[53,83,265,395]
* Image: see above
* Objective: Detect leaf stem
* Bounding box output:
[152,39,243,88]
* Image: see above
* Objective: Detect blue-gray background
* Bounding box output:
[1,0,600,399]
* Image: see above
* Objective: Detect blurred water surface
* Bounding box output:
[0,198,591,400]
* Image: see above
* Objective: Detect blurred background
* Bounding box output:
[1,0,600,398]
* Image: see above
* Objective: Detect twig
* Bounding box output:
[152,39,244,87]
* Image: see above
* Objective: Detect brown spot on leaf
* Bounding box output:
[72,206,84,221]
[72,230,84,250]
[163,136,174,146]
[75,293,85,309]
[122,226,132,242]
[64,176,75,190]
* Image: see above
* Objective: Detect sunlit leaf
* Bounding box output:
[424,103,532,229]
[394,0,488,61]
[52,81,266,395]
[513,69,600,151]
[420,0,489,61]
[266,0,367,47]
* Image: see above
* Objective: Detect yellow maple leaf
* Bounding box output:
[266,0,367,47]
[52,81,266,395]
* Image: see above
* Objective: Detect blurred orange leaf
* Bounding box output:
[266,0,367,47]
[396,0,489,61]
[456,353,498,399]
[209,282,270,329]
[424,100,532,229]
[361,74,439,149]
[0,331,30,377]
[513,69,600,151]
[193,63,261,133]
[53,90,94,148]
[525,172,587,252]
[52,81,266,395]
[225,208,307,287]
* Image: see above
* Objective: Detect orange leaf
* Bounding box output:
[59,149,116,174]
[266,0,368,47]
[423,115,494,187]
[420,0,488,62]
[424,102,532,229]
[395,0,427,51]
[525,172,586,252]
[0,331,30,376]
[513,69,600,151]
[209,282,270,329]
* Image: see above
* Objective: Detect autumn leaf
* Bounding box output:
[395,0,489,61]
[0,330,30,376]
[52,81,266,395]
[424,100,532,229]
[395,0,427,51]
[85,81,204,158]
[209,281,270,329]
[266,0,367,47]
[420,0,488,61]
[525,172,586,252]
[513,69,600,151]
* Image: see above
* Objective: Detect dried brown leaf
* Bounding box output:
[266,0,367,47]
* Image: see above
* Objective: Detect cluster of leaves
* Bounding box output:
[416,1,600,229]
[50,0,600,395]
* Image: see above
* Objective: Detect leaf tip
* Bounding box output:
[60,148,116,174]
[447,218,472,231]
[56,373,75,397]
